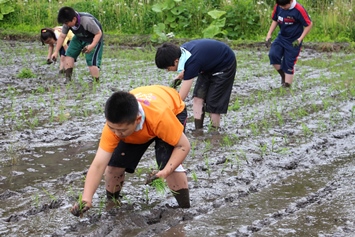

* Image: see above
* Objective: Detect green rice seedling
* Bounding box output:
[249,123,259,136]
[150,177,169,196]
[204,139,212,153]
[17,68,36,78]
[222,134,233,147]
[98,196,105,215]
[191,170,198,182]
[144,187,150,203]
[259,143,268,158]
[190,141,197,158]
[230,98,240,111]
[301,123,313,138]
[317,120,328,132]
[275,111,284,126]
[42,188,56,201]
[271,137,276,152]
[204,153,211,177]
[32,193,40,208]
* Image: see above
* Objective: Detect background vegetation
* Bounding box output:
[1,0,355,43]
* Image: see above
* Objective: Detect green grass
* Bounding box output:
[1,0,355,42]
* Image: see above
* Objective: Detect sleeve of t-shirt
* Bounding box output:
[82,17,101,35]
[61,25,69,34]
[153,108,184,146]
[99,123,120,153]
[297,6,312,26]
[271,4,279,21]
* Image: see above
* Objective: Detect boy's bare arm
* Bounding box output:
[51,33,66,60]
[298,21,313,43]
[81,147,112,207]
[179,78,194,101]
[266,20,278,41]
[156,133,190,179]
[84,30,102,53]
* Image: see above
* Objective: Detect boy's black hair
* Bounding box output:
[155,43,181,69]
[105,91,139,124]
[276,0,292,6]
[58,6,77,24]
[40,28,56,45]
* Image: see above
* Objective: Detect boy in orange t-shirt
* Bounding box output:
[70,85,191,217]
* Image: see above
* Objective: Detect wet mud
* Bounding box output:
[0,40,354,237]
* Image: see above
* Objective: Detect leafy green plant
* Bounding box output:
[151,0,191,41]
[0,0,14,21]
[202,9,227,38]
[17,68,36,78]
[150,177,170,195]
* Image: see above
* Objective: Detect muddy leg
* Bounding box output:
[64,68,73,84]
[165,172,190,208]
[277,69,285,85]
[104,166,125,200]
[283,73,293,88]
[193,98,205,129]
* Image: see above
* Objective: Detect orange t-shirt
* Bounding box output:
[99,85,185,153]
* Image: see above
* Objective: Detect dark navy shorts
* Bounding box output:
[193,58,236,114]
[107,107,187,173]
[268,38,301,75]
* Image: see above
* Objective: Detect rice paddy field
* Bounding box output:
[0,39,354,236]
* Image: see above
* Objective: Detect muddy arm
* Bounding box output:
[155,133,190,179]
[81,147,112,206]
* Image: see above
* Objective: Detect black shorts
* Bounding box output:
[107,107,187,173]
[193,58,236,114]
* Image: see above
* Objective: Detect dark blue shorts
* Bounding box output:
[193,58,236,114]
[107,107,187,173]
[268,38,301,75]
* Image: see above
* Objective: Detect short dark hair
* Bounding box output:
[40,28,56,45]
[155,43,181,69]
[58,6,77,24]
[104,91,138,124]
[276,0,291,6]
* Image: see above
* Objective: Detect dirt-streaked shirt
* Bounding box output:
[99,85,185,153]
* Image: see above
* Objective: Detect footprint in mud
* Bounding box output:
[4,199,64,223]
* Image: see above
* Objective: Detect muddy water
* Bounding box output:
[0,40,354,236]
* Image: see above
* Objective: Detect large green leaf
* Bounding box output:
[207,10,226,20]
[170,6,184,15]
[202,25,220,38]
[152,3,164,13]
[213,18,226,28]
[1,5,14,15]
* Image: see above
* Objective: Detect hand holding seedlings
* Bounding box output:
[70,201,90,218]
[46,58,53,64]
[292,39,300,47]
[265,38,272,48]
[145,170,159,185]
[81,46,88,55]
[170,78,182,89]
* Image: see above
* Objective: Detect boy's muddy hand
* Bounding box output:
[81,46,88,54]
[70,202,90,217]
[145,170,159,185]
[46,58,53,64]
[265,38,272,48]
[170,78,182,89]
[292,40,300,47]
